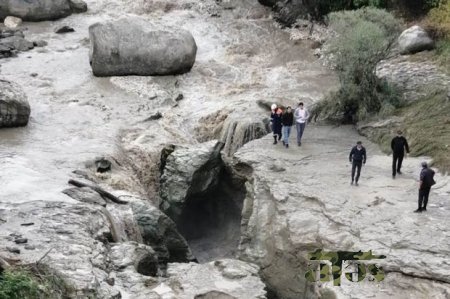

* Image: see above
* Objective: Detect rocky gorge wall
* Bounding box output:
[1,0,449,298]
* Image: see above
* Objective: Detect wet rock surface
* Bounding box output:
[89,17,197,76]
[0,200,267,298]
[0,29,35,58]
[234,125,450,299]
[0,79,31,127]
[0,0,87,21]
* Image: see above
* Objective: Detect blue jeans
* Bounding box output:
[296,122,306,144]
[283,126,292,144]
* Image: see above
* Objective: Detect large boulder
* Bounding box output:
[89,18,197,77]
[0,0,81,21]
[0,79,30,127]
[4,16,22,29]
[398,25,434,55]
[159,140,224,221]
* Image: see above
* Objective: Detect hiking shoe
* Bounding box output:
[297,142,301,147]
[397,170,402,174]
[414,208,422,213]
[282,140,285,145]
[392,175,396,179]
[422,207,427,212]
[286,144,289,148]
[351,181,354,185]
[355,182,359,186]
[273,140,277,145]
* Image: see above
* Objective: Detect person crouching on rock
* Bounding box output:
[349,141,367,186]
[281,106,294,148]
[270,104,283,145]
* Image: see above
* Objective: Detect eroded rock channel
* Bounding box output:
[159,141,247,262]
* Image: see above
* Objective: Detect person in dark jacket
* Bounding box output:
[270,104,283,145]
[349,141,367,186]
[391,130,410,178]
[281,106,294,148]
[414,161,436,213]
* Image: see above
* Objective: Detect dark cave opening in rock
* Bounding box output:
[176,166,246,263]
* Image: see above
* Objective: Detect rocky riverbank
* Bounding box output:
[1,0,449,298]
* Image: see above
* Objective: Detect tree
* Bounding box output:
[312,8,402,122]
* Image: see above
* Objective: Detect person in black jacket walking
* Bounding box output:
[414,161,436,213]
[349,141,367,186]
[281,106,294,148]
[391,130,410,178]
[270,104,283,144]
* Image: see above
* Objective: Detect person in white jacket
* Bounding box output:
[294,102,310,146]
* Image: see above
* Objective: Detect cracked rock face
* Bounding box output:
[0,200,267,298]
[160,140,224,221]
[234,125,450,299]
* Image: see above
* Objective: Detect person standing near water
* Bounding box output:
[294,102,309,146]
[270,104,283,145]
[281,106,294,148]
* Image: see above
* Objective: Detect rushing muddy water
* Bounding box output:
[0,0,336,207]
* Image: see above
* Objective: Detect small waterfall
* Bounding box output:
[104,204,143,243]
[220,117,270,156]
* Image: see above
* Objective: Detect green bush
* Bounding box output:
[0,266,70,299]
[0,269,43,299]
[312,8,402,123]
[303,0,387,20]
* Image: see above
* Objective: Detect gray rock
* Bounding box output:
[55,25,75,34]
[4,16,22,29]
[376,56,450,102]
[195,291,237,299]
[160,140,224,221]
[88,18,197,76]
[0,79,31,127]
[6,246,20,254]
[234,125,450,299]
[130,201,195,264]
[68,0,87,13]
[109,242,159,276]
[62,187,107,206]
[0,35,34,51]
[14,238,28,244]
[398,25,434,55]
[0,0,72,21]
[33,40,48,47]
[166,259,267,299]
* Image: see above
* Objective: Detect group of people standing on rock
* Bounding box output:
[347,131,436,213]
[270,102,309,148]
[270,105,436,213]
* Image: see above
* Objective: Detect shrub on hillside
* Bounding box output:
[311,8,402,123]
[425,0,450,37]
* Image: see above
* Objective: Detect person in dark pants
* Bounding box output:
[294,102,310,146]
[281,106,294,148]
[414,161,436,213]
[349,141,367,186]
[270,104,283,144]
[391,130,410,178]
